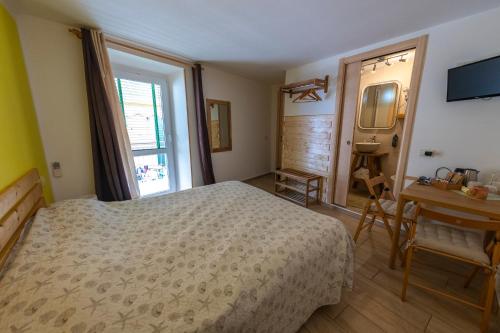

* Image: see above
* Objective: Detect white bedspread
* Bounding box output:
[0,181,353,333]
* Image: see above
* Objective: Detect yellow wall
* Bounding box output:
[0,4,53,202]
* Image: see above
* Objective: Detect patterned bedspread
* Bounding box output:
[0,181,354,333]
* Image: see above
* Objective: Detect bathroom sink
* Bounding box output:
[355,142,381,153]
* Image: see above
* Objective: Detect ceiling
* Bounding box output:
[8,0,500,83]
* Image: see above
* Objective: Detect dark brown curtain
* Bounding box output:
[192,64,215,185]
[81,28,132,201]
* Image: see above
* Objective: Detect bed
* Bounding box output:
[0,169,354,333]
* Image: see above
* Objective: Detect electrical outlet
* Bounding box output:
[52,162,62,177]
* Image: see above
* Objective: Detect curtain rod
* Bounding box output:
[68,28,196,68]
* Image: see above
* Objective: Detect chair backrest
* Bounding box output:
[416,206,500,233]
[363,173,394,201]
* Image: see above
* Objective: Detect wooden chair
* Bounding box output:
[353,174,416,245]
[401,205,500,332]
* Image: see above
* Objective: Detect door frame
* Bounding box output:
[275,87,284,169]
[330,35,428,204]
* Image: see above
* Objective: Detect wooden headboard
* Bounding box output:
[0,169,45,269]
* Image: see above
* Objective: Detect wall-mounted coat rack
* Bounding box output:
[281,75,329,103]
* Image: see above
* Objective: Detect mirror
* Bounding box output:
[206,99,232,152]
[358,81,400,129]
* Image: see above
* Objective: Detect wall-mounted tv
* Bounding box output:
[447,55,500,102]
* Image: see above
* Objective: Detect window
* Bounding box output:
[115,74,176,196]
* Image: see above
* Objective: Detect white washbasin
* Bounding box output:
[355,142,381,153]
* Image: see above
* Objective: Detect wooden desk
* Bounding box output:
[389,182,500,268]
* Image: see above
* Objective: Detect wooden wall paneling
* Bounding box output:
[281,115,334,202]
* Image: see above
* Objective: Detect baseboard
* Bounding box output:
[242,172,274,182]
[328,204,363,218]
[328,203,389,228]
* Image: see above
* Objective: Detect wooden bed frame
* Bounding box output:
[0,169,45,269]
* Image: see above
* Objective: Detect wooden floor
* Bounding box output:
[246,174,500,333]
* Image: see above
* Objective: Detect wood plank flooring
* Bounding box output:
[245,174,500,333]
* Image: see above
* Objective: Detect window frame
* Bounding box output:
[114,70,177,196]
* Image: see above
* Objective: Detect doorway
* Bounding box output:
[331,36,427,207]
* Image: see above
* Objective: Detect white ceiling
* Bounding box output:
[8,0,500,83]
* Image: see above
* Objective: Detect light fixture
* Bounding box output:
[399,55,406,62]
[371,63,377,73]
[385,59,391,66]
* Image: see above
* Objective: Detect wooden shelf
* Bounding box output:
[275,189,317,207]
[274,168,322,207]
[281,76,329,95]
[280,76,329,103]
[275,179,319,193]
[276,168,321,181]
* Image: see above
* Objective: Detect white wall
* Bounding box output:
[16,14,94,201]
[283,7,500,183]
[15,14,273,200]
[409,9,500,183]
[285,61,338,117]
[202,66,272,182]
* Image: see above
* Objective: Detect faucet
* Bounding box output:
[369,135,376,143]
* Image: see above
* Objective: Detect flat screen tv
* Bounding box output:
[447,55,500,102]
